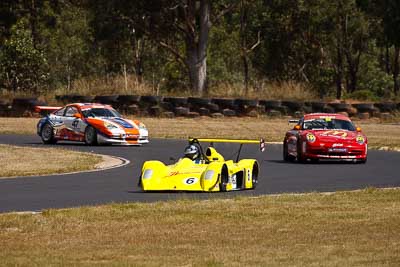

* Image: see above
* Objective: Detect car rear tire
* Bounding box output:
[40,123,57,144]
[251,162,259,189]
[357,158,367,164]
[84,126,98,145]
[219,165,229,192]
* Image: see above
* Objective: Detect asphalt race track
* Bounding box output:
[1,134,400,213]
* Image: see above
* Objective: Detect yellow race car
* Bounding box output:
[139,138,265,192]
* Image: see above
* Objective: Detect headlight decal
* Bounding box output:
[356,135,365,145]
[139,122,147,129]
[104,121,119,130]
[306,133,316,143]
[204,170,215,180]
[142,169,153,179]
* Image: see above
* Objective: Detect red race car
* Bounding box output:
[283,113,367,163]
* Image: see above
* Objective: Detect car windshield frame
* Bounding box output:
[81,108,121,118]
[302,118,356,131]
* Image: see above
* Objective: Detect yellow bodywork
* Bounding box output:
[140,146,259,192]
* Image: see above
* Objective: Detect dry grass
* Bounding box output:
[1,117,400,149]
[0,144,102,178]
[208,80,317,100]
[0,188,399,266]
[0,77,317,103]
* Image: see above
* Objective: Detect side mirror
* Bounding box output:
[293,125,301,130]
[356,127,362,132]
[73,113,82,119]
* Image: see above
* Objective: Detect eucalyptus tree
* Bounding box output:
[115,0,239,95]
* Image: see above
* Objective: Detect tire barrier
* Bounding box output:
[58,94,94,103]
[211,98,236,110]
[93,95,119,105]
[12,97,47,116]
[374,102,397,113]
[1,94,399,119]
[0,99,11,116]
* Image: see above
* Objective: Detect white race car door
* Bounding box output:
[63,106,85,141]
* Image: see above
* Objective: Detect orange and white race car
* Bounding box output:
[36,103,148,145]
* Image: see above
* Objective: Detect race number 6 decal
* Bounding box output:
[183,177,198,185]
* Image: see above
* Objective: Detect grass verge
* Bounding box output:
[0,144,102,178]
[1,188,399,266]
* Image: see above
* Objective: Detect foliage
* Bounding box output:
[0,0,399,99]
[0,19,49,93]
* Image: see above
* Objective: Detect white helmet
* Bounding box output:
[184,145,200,160]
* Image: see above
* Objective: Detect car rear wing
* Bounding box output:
[189,138,266,152]
[288,119,299,123]
[34,106,62,115]
[34,106,62,113]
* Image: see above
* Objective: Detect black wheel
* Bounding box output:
[297,141,307,163]
[40,123,57,144]
[283,141,295,162]
[84,126,98,145]
[219,165,229,192]
[251,162,259,189]
[357,158,367,164]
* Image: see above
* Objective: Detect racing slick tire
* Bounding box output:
[357,157,367,164]
[40,123,57,144]
[297,141,307,163]
[219,164,229,192]
[84,126,98,145]
[283,142,295,162]
[251,162,259,189]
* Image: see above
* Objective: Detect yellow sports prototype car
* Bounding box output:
[139,138,265,192]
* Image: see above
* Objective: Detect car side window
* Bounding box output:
[54,107,66,116]
[65,107,79,117]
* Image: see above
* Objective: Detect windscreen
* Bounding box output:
[82,108,121,118]
[303,118,356,131]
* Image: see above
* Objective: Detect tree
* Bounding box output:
[117,0,239,95]
[0,19,49,92]
[358,0,400,96]
[239,0,261,95]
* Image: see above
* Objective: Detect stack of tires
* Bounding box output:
[259,100,284,117]
[56,94,94,104]
[281,101,306,117]
[187,97,213,116]
[234,99,259,117]
[162,97,191,117]
[139,95,162,116]
[11,97,47,117]
[327,103,357,117]
[116,95,141,114]
[211,98,237,117]
[352,103,375,119]
[0,99,11,116]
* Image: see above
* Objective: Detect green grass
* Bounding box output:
[1,188,400,266]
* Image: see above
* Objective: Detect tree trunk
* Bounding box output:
[186,45,207,95]
[386,43,391,74]
[132,36,144,83]
[336,44,343,99]
[185,0,210,96]
[28,0,38,49]
[393,45,400,95]
[240,0,249,95]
